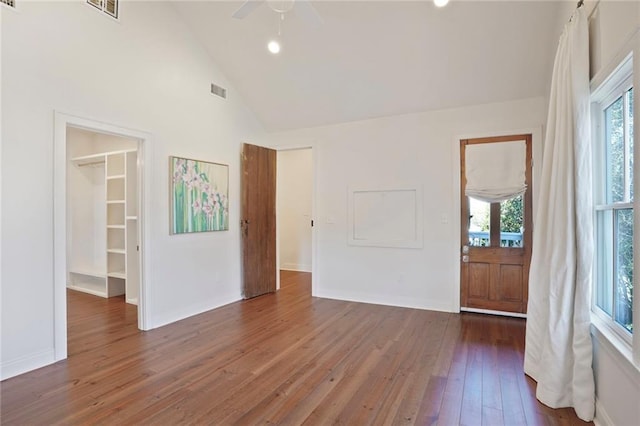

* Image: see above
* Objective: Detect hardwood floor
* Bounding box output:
[1,271,591,425]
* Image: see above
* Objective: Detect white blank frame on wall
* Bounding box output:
[347,184,423,249]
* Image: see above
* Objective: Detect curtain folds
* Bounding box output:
[523,6,595,422]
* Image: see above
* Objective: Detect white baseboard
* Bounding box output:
[150,293,241,330]
[280,263,311,273]
[594,398,614,426]
[0,348,55,380]
[315,288,454,313]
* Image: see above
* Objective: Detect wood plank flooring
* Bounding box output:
[1,271,591,425]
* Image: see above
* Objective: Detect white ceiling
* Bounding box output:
[172,1,565,132]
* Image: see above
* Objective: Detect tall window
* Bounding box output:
[593,60,634,338]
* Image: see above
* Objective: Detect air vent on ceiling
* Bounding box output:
[211,83,227,99]
[1,0,16,8]
[87,0,118,19]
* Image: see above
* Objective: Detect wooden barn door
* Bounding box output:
[460,134,533,314]
[241,143,277,299]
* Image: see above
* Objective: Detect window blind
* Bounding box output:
[465,140,527,203]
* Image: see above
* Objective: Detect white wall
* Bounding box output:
[589,0,640,81]
[586,2,640,425]
[269,97,546,312]
[592,327,640,426]
[94,133,138,153]
[67,129,108,276]
[1,1,266,379]
[277,149,313,272]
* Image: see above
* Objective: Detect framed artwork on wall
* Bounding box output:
[170,156,229,234]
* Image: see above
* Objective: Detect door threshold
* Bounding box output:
[461,307,527,319]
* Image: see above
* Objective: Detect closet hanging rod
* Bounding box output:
[71,149,136,167]
[75,160,105,167]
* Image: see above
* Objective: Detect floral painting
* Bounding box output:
[170,156,229,234]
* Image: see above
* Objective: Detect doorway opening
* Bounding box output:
[240,144,314,299]
[459,134,533,316]
[65,126,142,355]
[53,113,150,362]
[277,147,313,292]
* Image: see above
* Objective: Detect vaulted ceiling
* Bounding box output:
[172,1,565,132]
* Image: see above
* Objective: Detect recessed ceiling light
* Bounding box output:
[268,39,281,54]
[434,0,449,7]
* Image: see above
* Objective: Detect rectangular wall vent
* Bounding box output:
[211,83,227,99]
[1,0,16,8]
[87,0,118,19]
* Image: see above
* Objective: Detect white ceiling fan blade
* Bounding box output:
[232,0,265,19]
[294,0,323,26]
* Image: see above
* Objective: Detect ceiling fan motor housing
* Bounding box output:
[267,0,295,14]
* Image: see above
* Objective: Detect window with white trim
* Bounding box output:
[87,0,118,19]
[592,56,634,340]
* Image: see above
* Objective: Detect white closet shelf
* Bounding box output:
[107,225,125,229]
[126,216,138,220]
[107,200,125,204]
[69,268,106,278]
[71,153,106,167]
[106,174,125,180]
[108,271,127,279]
[107,249,126,254]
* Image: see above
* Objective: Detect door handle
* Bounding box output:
[462,245,469,254]
[462,255,469,263]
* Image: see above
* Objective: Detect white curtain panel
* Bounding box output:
[524,6,594,421]
[465,140,527,203]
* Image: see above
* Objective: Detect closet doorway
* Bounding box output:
[276,147,313,290]
[66,127,140,306]
[53,113,150,362]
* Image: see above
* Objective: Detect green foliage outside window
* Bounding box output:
[501,196,523,233]
[475,196,523,233]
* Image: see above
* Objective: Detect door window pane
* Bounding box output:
[500,195,523,247]
[468,197,490,247]
[615,208,633,332]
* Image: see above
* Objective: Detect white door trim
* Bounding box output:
[53,112,153,361]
